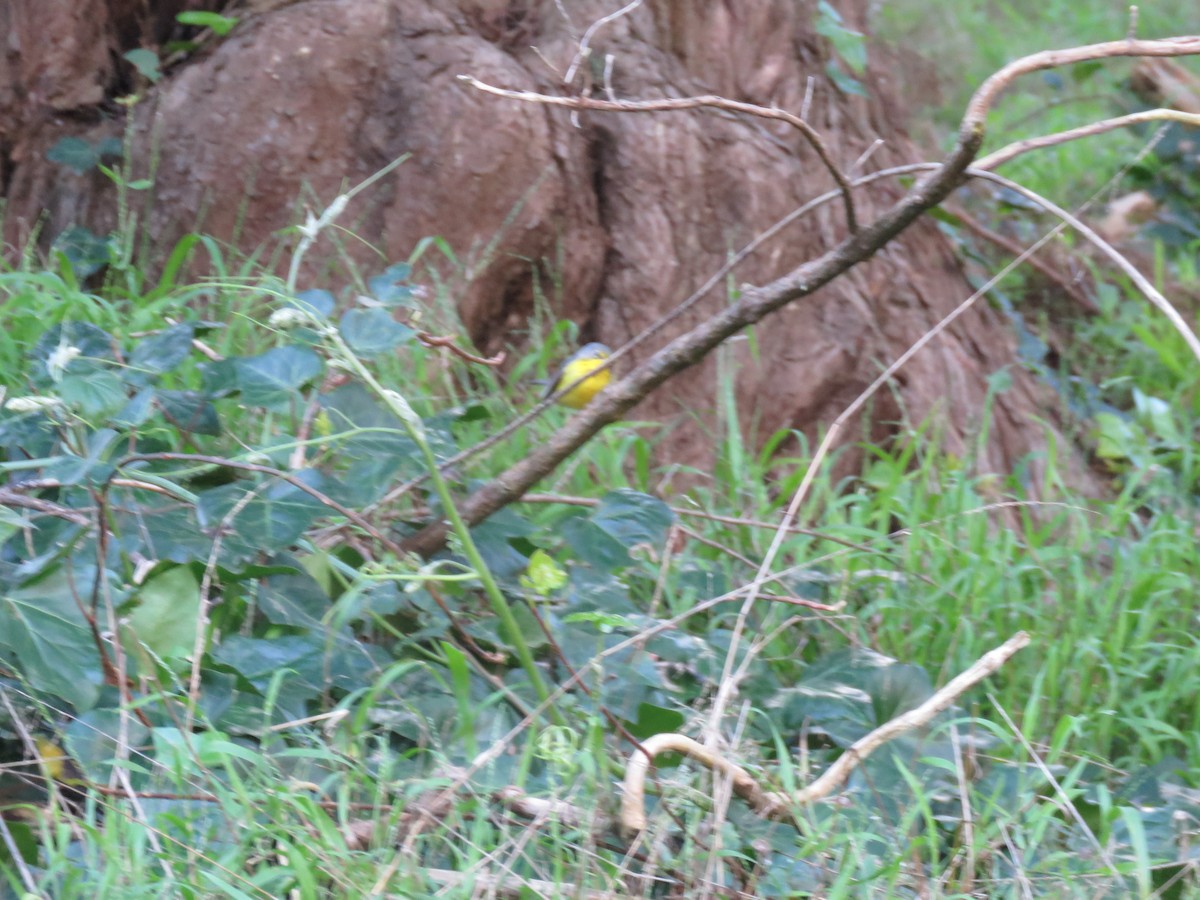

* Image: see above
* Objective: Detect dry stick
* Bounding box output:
[943,202,1099,313]
[399,37,1200,559]
[619,632,1031,834]
[459,74,860,233]
[975,108,1200,171]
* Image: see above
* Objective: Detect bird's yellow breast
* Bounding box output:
[556,356,612,409]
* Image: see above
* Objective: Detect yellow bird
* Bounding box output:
[544,342,613,409]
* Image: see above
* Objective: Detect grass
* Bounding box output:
[3,300,1198,890]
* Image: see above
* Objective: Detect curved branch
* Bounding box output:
[618,632,1030,834]
[460,75,860,233]
[977,108,1200,171]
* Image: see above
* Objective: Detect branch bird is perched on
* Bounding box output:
[544,342,613,409]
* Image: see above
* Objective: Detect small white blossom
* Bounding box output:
[5,395,62,413]
[268,307,319,330]
[45,344,81,382]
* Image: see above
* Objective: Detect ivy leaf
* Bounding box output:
[158,390,221,435]
[563,516,629,570]
[50,226,115,278]
[292,289,335,319]
[0,570,104,709]
[339,308,416,356]
[47,137,99,174]
[368,263,416,307]
[123,565,200,666]
[234,346,323,410]
[128,323,195,384]
[591,489,674,549]
[59,371,127,419]
[123,48,162,83]
[196,472,331,557]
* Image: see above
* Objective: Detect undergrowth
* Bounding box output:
[2,6,1200,897]
[0,217,1198,897]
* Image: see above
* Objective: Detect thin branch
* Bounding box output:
[977,108,1200,170]
[619,632,1030,834]
[458,75,860,233]
[417,331,506,366]
[563,0,644,86]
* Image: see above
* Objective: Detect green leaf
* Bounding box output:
[591,489,675,549]
[112,499,215,565]
[562,517,629,570]
[235,346,323,410]
[111,387,157,428]
[46,137,98,174]
[59,370,127,419]
[123,47,162,82]
[368,263,415,307]
[825,59,866,96]
[1094,412,1136,461]
[256,560,332,629]
[50,226,114,278]
[158,390,221,435]
[768,648,932,746]
[521,549,568,596]
[292,289,335,319]
[32,322,116,380]
[0,507,26,546]
[42,428,120,486]
[339,308,416,356]
[629,702,686,739]
[197,473,330,557]
[176,11,239,35]
[815,0,867,75]
[128,323,195,382]
[123,565,200,665]
[0,570,104,709]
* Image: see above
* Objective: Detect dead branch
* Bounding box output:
[977,108,1200,171]
[459,75,860,233]
[619,631,1030,834]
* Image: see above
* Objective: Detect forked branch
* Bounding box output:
[619,632,1031,834]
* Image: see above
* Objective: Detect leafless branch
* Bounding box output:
[619,632,1030,834]
[458,75,860,233]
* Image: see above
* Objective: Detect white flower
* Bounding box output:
[6,395,62,413]
[268,307,318,330]
[45,343,81,382]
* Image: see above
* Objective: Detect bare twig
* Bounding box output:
[417,331,506,366]
[459,75,860,233]
[977,108,1200,170]
[620,632,1031,834]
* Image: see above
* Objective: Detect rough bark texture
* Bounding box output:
[0,0,1098,491]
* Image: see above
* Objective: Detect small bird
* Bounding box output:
[544,342,613,409]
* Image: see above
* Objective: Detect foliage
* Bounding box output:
[3,3,1200,895]
[0,233,1197,896]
